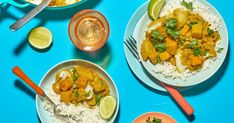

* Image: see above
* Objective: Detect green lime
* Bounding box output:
[100,95,116,119]
[28,27,52,49]
[148,0,165,20]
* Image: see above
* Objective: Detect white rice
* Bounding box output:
[43,89,106,123]
[152,0,222,82]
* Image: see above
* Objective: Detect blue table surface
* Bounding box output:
[0,0,233,122]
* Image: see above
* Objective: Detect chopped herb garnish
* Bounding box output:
[166,18,177,28]
[179,39,185,46]
[207,28,214,36]
[155,43,167,53]
[189,21,198,28]
[187,39,198,49]
[194,47,201,56]
[157,55,162,64]
[96,93,102,105]
[152,30,165,42]
[166,28,180,39]
[152,30,160,39]
[181,0,193,10]
[158,35,165,41]
[152,118,162,123]
[202,49,209,56]
[217,48,224,53]
[73,74,78,81]
[146,117,162,123]
[85,91,91,97]
[72,68,79,81]
[75,91,79,97]
[151,38,159,46]
[165,18,180,39]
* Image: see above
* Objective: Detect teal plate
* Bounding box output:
[124,0,228,89]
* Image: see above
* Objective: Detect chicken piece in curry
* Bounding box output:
[141,9,221,71]
[52,66,110,107]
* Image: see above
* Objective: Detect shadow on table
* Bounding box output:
[0,4,50,55]
[14,80,41,122]
[73,43,112,69]
[14,79,36,99]
[114,104,121,123]
[12,0,102,20]
[0,4,18,24]
[13,20,47,56]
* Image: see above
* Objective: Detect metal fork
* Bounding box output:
[124,36,194,116]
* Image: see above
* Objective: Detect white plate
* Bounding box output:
[36,59,119,123]
[134,0,228,87]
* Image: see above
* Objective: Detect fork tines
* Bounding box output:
[124,36,140,61]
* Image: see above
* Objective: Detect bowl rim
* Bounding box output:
[132,112,177,123]
[68,9,110,52]
[35,59,119,123]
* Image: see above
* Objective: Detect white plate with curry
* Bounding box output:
[36,59,119,123]
[134,0,228,87]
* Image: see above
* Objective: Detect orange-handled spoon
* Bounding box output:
[12,66,44,96]
[160,82,194,116]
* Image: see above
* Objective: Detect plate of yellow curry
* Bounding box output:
[35,59,119,123]
[132,0,228,87]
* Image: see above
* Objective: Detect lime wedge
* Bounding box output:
[28,27,52,49]
[100,95,116,119]
[148,0,165,20]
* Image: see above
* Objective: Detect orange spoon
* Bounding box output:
[160,82,194,116]
[12,66,44,96]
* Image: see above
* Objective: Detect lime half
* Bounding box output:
[28,27,52,49]
[100,95,117,120]
[148,0,165,20]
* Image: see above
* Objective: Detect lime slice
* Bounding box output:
[148,0,165,20]
[28,27,52,49]
[100,95,117,119]
[175,53,186,72]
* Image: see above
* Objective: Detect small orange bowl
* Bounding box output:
[133,112,177,123]
[68,9,110,52]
